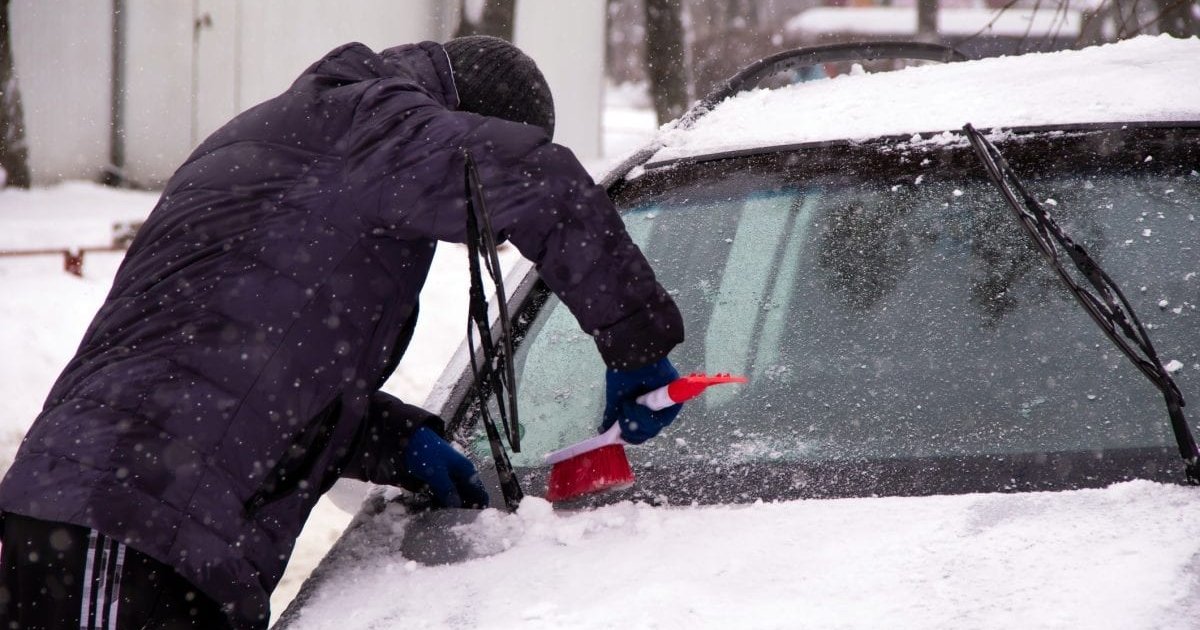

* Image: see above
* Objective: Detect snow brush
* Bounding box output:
[544,373,748,502]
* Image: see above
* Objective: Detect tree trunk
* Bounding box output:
[917,0,939,43]
[455,0,517,41]
[1109,0,1142,38]
[1154,0,1196,37]
[0,0,30,188]
[643,0,687,125]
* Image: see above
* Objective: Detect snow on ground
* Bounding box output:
[654,35,1200,163]
[601,82,659,162]
[289,482,1200,630]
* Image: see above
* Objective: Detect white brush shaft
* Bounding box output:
[635,384,675,411]
[543,423,625,465]
[543,383,677,465]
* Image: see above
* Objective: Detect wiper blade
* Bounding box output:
[464,150,524,510]
[964,123,1200,485]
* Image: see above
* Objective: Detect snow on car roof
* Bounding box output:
[652,35,1200,164]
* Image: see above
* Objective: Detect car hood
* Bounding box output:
[279,481,1200,629]
[651,35,1200,164]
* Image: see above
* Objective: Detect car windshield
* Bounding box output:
[469,127,1200,500]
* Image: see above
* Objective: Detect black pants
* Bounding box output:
[0,514,232,630]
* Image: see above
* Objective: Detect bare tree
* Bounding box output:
[607,0,647,85]
[644,0,688,124]
[917,0,939,42]
[455,0,518,41]
[0,0,29,188]
[1153,0,1196,37]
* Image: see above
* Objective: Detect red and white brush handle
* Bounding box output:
[543,423,626,466]
[542,381,680,466]
[543,374,744,465]
[542,373,748,466]
[634,386,677,411]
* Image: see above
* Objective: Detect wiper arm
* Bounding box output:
[964,123,1200,485]
[464,150,524,511]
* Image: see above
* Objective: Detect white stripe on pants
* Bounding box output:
[77,530,126,630]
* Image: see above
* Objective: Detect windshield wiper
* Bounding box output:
[464,150,524,510]
[964,123,1200,485]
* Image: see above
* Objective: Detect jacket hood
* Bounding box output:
[298,40,460,110]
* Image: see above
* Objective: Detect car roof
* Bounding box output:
[650,35,1200,165]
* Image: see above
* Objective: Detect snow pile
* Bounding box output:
[288,481,1200,629]
[655,35,1200,162]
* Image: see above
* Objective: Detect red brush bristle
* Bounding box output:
[545,444,635,502]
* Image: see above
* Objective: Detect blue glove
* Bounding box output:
[600,356,682,445]
[403,427,489,509]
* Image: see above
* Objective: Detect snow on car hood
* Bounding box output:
[652,35,1200,163]
[288,481,1200,629]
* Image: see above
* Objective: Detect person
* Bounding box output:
[0,36,684,629]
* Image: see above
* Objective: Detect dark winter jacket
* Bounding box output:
[0,41,682,628]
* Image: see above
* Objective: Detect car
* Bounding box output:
[277,36,1200,628]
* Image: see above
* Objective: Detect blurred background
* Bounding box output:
[1,0,1196,190]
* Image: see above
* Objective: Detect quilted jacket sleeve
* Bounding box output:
[340,391,445,488]
[346,80,684,369]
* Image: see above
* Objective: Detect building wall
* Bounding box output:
[123,0,194,186]
[121,0,456,186]
[515,0,605,161]
[11,2,602,186]
[236,0,454,114]
[10,0,112,185]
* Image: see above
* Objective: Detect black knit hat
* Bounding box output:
[443,35,555,139]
